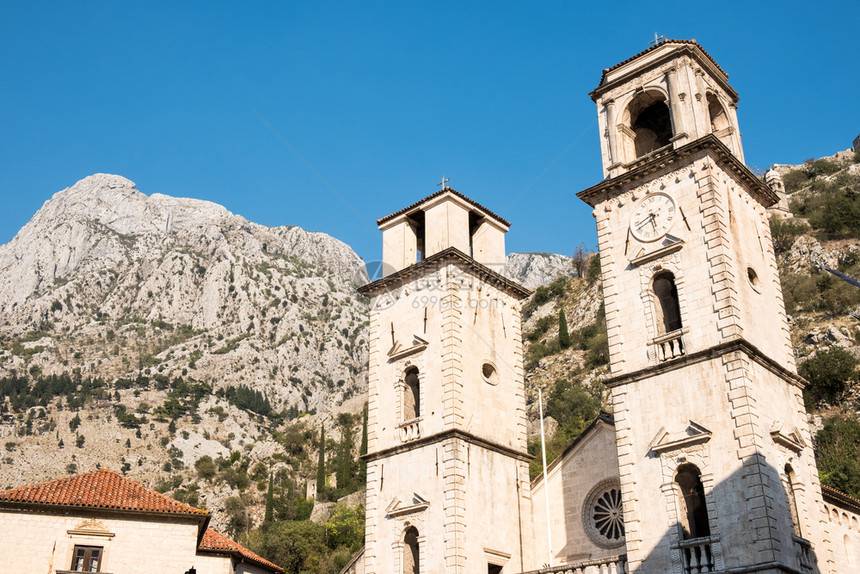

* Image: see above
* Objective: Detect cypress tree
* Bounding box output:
[335,419,354,494]
[316,424,326,501]
[264,471,274,524]
[559,309,571,349]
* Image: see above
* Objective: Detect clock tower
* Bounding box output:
[577,40,832,573]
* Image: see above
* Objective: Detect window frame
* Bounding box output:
[70,544,103,572]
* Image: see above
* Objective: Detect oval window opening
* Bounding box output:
[747,267,761,292]
[482,362,499,385]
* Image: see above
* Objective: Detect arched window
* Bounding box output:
[653,272,682,334]
[404,367,420,421]
[706,93,730,134]
[675,464,710,539]
[627,92,673,159]
[403,526,420,574]
[785,465,801,537]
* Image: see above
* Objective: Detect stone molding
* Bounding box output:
[577,135,776,208]
[358,247,531,300]
[602,337,806,390]
[362,428,531,463]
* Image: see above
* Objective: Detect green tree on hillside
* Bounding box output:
[816,414,860,498]
[798,347,858,409]
[558,310,571,349]
[316,424,326,501]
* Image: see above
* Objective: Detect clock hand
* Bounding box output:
[635,213,656,228]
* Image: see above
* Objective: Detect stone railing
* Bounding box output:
[397,418,421,443]
[654,330,685,362]
[522,555,627,574]
[676,537,715,574]
[793,535,814,573]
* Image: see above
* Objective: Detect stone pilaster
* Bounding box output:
[697,159,742,341]
[442,436,466,572]
[595,205,625,374]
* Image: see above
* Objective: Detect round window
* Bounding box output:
[481,362,499,385]
[582,479,625,548]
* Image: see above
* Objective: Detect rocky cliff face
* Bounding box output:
[504,252,579,288]
[0,174,370,414]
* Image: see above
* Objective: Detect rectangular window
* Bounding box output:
[71,545,102,572]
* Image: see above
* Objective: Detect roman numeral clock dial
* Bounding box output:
[630,192,676,242]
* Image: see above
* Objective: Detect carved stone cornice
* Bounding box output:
[602,337,806,390]
[577,135,776,208]
[362,428,531,463]
[357,246,531,300]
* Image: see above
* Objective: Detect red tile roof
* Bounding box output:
[603,39,726,78]
[199,528,283,572]
[376,187,512,228]
[0,468,208,516]
[821,484,860,512]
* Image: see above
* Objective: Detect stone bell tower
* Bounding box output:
[358,187,533,574]
[578,40,831,573]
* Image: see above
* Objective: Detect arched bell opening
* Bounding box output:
[624,91,674,160]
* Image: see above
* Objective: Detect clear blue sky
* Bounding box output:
[2,1,858,263]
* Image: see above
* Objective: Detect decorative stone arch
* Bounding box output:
[639,257,690,362]
[395,359,425,422]
[388,514,428,574]
[618,88,674,162]
[654,439,725,574]
[770,431,816,541]
[652,271,683,335]
[393,357,426,443]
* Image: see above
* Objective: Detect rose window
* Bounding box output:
[583,479,626,548]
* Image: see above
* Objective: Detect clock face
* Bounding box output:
[630,193,676,242]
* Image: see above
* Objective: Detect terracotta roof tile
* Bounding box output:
[603,39,726,78]
[199,528,283,572]
[0,468,208,516]
[821,484,860,512]
[376,187,512,228]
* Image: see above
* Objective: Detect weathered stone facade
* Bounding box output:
[359,193,533,573]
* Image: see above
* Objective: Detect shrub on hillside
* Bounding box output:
[798,347,858,409]
[769,216,808,255]
[816,414,860,498]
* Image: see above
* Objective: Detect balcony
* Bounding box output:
[675,537,715,574]
[793,535,814,573]
[653,329,685,362]
[397,417,422,443]
[522,554,627,574]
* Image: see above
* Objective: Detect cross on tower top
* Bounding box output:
[438,175,450,189]
[649,32,666,47]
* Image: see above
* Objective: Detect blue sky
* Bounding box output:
[1,1,858,263]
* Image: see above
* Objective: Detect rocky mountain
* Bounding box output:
[504,252,580,288]
[0,174,370,414]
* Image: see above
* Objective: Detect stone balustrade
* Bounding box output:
[397,418,421,443]
[793,536,814,573]
[654,329,685,361]
[676,537,715,574]
[522,554,627,574]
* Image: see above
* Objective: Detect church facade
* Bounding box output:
[355,40,860,574]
